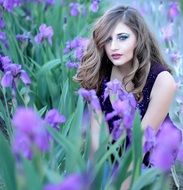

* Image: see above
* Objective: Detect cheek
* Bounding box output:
[123,43,136,55]
[104,45,110,55]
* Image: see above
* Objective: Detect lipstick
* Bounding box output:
[111,53,123,60]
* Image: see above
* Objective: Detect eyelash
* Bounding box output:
[105,35,129,43]
[106,37,112,43]
[118,35,129,40]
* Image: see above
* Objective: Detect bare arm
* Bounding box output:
[141,71,177,131]
[90,109,103,155]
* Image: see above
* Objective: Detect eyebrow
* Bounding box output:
[116,33,129,36]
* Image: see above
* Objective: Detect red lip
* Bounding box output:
[111,54,123,56]
[111,54,123,59]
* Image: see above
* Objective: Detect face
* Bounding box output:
[104,22,137,67]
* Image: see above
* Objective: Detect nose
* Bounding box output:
[110,39,119,51]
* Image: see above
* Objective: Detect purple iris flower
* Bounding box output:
[177,145,183,162]
[105,79,136,133]
[150,119,182,171]
[1,71,13,87]
[0,55,12,71]
[0,31,8,48]
[66,61,79,69]
[64,37,89,69]
[69,2,80,17]
[16,32,31,42]
[143,126,156,153]
[0,13,5,29]
[78,88,101,110]
[90,0,99,12]
[112,119,124,140]
[12,134,32,159]
[104,79,124,101]
[104,79,136,141]
[1,62,31,88]
[34,24,54,45]
[12,107,50,159]
[64,38,88,56]
[75,46,84,61]
[45,0,55,5]
[1,0,20,11]
[168,2,179,20]
[45,109,66,130]
[161,23,174,41]
[170,51,182,64]
[44,173,87,190]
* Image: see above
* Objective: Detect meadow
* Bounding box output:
[0,0,183,189]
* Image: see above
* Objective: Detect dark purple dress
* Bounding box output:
[98,62,170,131]
[97,62,172,165]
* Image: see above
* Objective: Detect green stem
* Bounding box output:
[171,165,180,190]
[2,88,12,137]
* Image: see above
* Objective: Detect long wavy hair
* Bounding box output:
[73,6,170,101]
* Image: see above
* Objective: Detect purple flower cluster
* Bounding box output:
[45,0,55,5]
[64,37,89,69]
[104,79,136,140]
[0,55,31,88]
[90,0,100,13]
[0,31,8,48]
[16,32,31,43]
[45,108,66,130]
[69,2,80,17]
[144,119,182,171]
[0,0,21,11]
[34,24,54,45]
[44,173,87,190]
[12,108,49,159]
[0,13,5,29]
[12,107,66,159]
[0,12,8,48]
[168,2,179,20]
[164,47,182,69]
[69,1,100,16]
[78,88,100,110]
[161,23,174,41]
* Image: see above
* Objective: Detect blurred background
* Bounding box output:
[0,0,183,190]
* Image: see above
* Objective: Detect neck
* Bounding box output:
[114,63,133,78]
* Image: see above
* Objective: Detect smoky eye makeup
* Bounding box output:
[117,33,130,40]
[105,36,112,43]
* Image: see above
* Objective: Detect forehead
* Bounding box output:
[110,22,134,35]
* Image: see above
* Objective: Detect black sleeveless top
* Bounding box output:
[97,62,171,133]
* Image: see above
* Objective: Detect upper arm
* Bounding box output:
[141,71,177,131]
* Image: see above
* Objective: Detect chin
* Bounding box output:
[112,61,125,66]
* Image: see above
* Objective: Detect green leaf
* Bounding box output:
[38,105,47,117]
[131,168,161,190]
[37,59,61,76]
[93,135,125,182]
[180,0,183,14]
[46,126,85,171]
[131,111,143,186]
[65,96,84,172]
[112,148,133,189]
[58,78,69,117]
[22,159,42,190]
[0,133,17,190]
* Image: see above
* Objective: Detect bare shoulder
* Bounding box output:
[142,71,177,130]
[151,71,177,98]
[156,71,176,86]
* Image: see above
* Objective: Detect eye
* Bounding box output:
[118,34,129,41]
[105,37,112,43]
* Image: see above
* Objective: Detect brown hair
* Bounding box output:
[73,6,170,100]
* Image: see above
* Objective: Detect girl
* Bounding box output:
[74,7,181,188]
